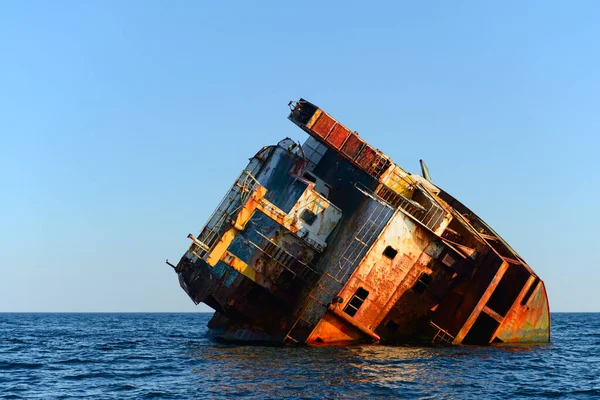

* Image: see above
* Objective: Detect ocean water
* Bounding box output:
[0,313,598,399]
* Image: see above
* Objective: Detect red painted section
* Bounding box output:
[356,145,377,170]
[341,133,364,159]
[328,124,351,149]
[312,113,336,138]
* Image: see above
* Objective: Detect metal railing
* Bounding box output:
[374,183,447,233]
[190,170,261,259]
[249,231,319,284]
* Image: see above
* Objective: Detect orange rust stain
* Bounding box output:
[327,124,351,149]
[372,251,434,328]
[307,313,364,344]
[311,113,336,138]
[356,145,377,170]
[341,133,364,160]
[336,212,435,331]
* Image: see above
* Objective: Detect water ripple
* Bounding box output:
[0,313,597,399]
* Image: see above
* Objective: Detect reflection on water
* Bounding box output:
[0,313,597,399]
[187,338,560,399]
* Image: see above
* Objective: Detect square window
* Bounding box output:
[383,246,398,260]
[343,287,370,317]
[345,306,358,317]
[414,273,432,293]
[300,209,317,225]
[355,287,369,300]
[349,296,364,309]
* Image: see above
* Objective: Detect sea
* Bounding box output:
[0,313,597,399]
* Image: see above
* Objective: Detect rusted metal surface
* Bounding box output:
[306,311,364,344]
[170,98,550,346]
[491,280,550,343]
[327,123,351,149]
[341,133,364,160]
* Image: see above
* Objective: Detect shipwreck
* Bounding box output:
[169,99,550,345]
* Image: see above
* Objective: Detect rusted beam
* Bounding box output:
[453,261,509,344]
[205,186,268,267]
[482,306,504,323]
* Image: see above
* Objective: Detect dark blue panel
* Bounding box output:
[257,148,307,213]
[227,211,279,264]
[212,261,229,279]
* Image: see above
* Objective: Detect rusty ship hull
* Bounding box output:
[172,99,550,345]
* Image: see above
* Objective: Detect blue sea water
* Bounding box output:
[0,313,598,399]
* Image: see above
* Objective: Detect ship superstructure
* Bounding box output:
[170,99,550,345]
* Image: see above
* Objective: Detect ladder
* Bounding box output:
[284,198,394,344]
[284,273,340,343]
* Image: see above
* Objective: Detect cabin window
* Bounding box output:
[343,287,369,317]
[383,246,398,260]
[303,172,317,183]
[414,273,432,293]
[300,209,317,225]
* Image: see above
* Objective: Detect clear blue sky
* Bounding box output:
[1,1,597,312]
